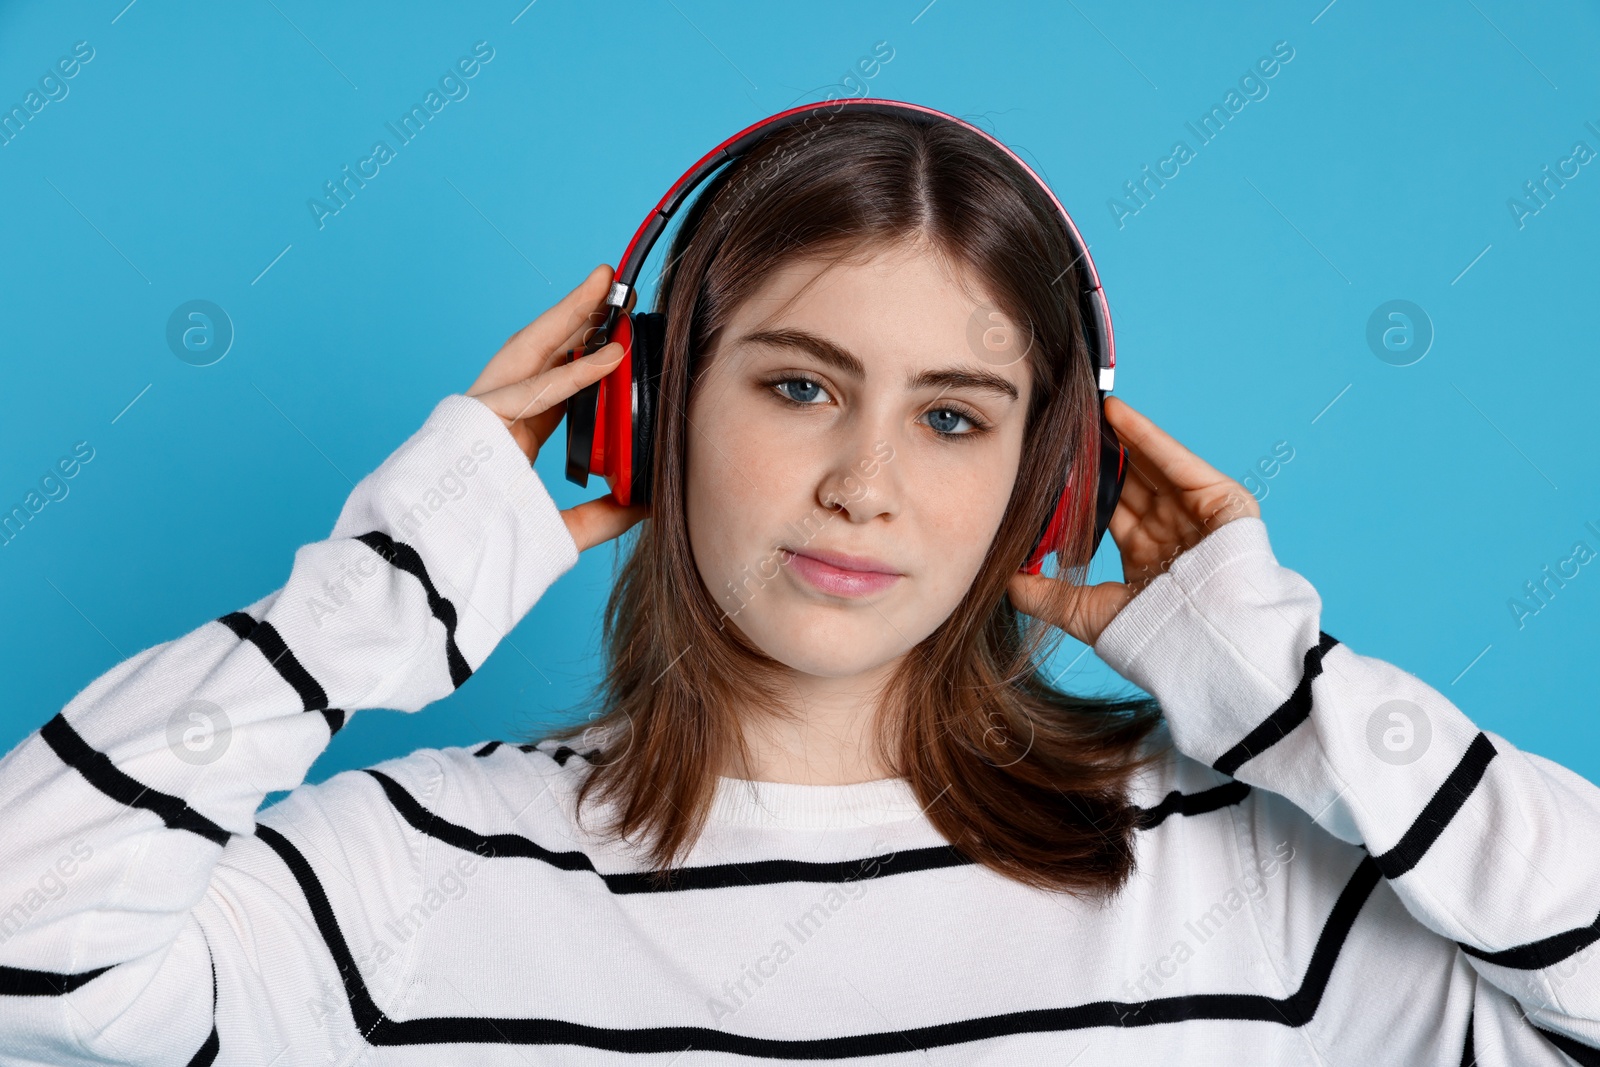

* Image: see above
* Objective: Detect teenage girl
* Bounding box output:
[1,104,1596,1066]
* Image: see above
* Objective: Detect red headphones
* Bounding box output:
[564,98,1127,575]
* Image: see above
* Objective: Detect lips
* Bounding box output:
[779,546,904,599]
[785,546,901,574]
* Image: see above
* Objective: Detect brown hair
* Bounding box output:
[528,105,1170,899]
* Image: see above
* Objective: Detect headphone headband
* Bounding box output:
[602,98,1116,394]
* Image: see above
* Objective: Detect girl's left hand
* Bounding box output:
[1006,396,1262,647]
[463,263,649,553]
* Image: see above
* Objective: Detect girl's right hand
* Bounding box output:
[465,263,651,553]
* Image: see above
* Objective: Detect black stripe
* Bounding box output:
[1460,1006,1476,1067]
[365,768,1257,893]
[186,1012,220,1065]
[215,613,327,712]
[354,531,471,689]
[1459,907,1600,970]
[256,822,1382,1056]
[472,742,599,766]
[1135,779,1252,829]
[1372,732,1498,880]
[1213,631,1340,777]
[40,713,230,848]
[363,768,967,891]
[216,611,255,640]
[0,961,114,997]
[243,620,328,711]
[256,824,388,1041]
[320,708,346,736]
[186,939,220,1067]
[1535,1025,1600,1066]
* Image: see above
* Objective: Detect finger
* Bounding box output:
[1109,455,1161,516]
[1105,397,1232,492]
[1006,570,1056,620]
[561,495,651,553]
[551,305,610,365]
[473,341,625,426]
[517,309,620,452]
[523,397,566,454]
[1006,571,1131,646]
[517,262,612,362]
[471,263,614,394]
[1106,492,1142,545]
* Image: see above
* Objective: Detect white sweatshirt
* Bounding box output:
[1,393,1597,1067]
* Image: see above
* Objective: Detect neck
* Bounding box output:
[726,658,902,785]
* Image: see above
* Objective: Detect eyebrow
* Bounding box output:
[733,327,1020,402]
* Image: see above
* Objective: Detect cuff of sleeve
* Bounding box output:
[326,394,581,679]
[1093,516,1277,674]
[430,394,582,580]
[336,393,580,575]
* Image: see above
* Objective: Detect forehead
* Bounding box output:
[718,241,1033,381]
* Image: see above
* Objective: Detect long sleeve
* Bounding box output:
[1092,516,1600,1062]
[0,394,579,1065]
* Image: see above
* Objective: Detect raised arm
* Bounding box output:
[1089,515,1600,1059]
[1009,396,1600,1061]
[0,264,643,1064]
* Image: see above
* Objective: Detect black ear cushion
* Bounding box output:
[1026,409,1125,569]
[565,377,600,487]
[1091,417,1127,558]
[630,312,667,506]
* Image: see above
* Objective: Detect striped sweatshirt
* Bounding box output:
[2,393,1598,1067]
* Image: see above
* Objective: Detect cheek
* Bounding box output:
[683,397,792,596]
[911,460,1016,600]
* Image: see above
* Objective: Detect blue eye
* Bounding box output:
[925,408,974,436]
[768,376,989,441]
[775,378,829,404]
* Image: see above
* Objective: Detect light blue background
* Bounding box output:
[1,1,1596,802]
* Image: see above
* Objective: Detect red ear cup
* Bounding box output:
[1020,411,1127,576]
[564,310,666,508]
[594,312,637,504]
[564,306,634,500]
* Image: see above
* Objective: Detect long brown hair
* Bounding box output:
[528,106,1170,898]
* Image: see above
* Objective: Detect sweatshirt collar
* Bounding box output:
[706,774,929,829]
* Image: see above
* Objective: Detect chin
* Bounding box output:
[731,595,917,679]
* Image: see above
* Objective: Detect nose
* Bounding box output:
[815,420,897,525]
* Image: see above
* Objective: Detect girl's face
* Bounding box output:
[685,240,1034,679]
